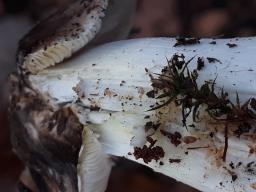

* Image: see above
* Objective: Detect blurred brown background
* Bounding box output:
[0,0,256,191]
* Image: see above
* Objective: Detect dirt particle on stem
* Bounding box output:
[145,121,161,132]
[207,57,222,64]
[161,130,182,147]
[133,137,165,164]
[169,159,182,164]
[146,90,156,98]
[226,43,237,48]
[183,136,197,144]
[197,57,205,70]
[174,37,200,47]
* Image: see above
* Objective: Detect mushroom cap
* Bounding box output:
[17,0,136,75]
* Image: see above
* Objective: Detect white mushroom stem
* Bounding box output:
[29,37,256,192]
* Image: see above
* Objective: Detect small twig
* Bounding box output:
[222,125,229,162]
[187,146,209,150]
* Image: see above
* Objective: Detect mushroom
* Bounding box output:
[9,1,256,192]
[10,0,137,191]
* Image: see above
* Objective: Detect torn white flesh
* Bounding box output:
[29,38,256,192]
